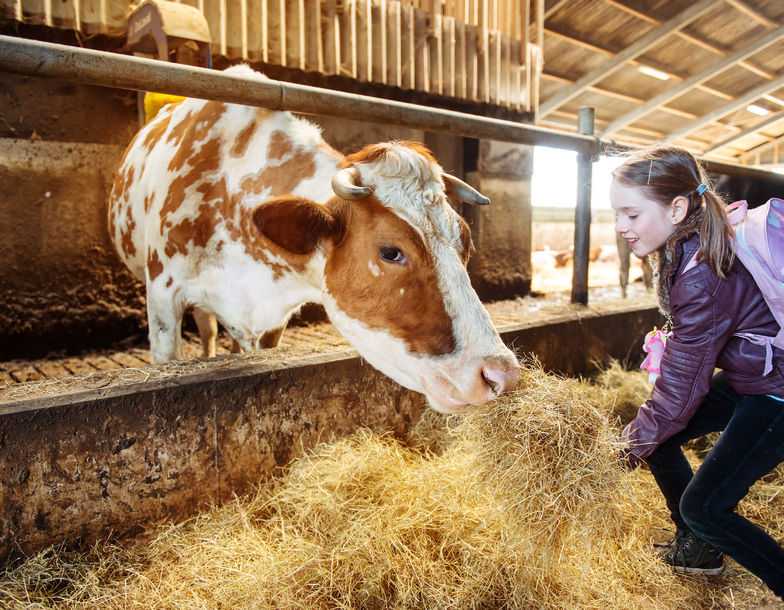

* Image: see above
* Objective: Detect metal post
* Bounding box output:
[571,106,595,305]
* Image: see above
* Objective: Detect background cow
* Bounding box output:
[616,233,653,298]
[108,65,519,413]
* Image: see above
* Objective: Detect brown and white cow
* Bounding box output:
[109,65,519,413]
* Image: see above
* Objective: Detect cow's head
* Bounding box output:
[254,142,520,413]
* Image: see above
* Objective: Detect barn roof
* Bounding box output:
[538,0,784,167]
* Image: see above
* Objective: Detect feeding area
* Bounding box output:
[1,363,781,609]
[3,0,784,608]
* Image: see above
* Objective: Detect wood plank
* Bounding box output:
[466,24,478,100]
[387,0,402,86]
[445,15,456,97]
[127,349,153,365]
[401,3,416,89]
[61,357,98,377]
[375,0,387,83]
[37,361,71,380]
[456,18,466,99]
[266,0,283,64]
[356,0,371,81]
[108,352,150,368]
[84,355,123,371]
[433,0,444,96]
[414,6,428,91]
[246,0,263,60]
[225,0,245,57]
[323,0,339,75]
[284,0,303,70]
[9,365,44,383]
[305,0,322,71]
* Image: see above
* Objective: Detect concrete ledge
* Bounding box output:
[0,302,660,559]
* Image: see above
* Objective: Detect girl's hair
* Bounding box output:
[612,146,734,278]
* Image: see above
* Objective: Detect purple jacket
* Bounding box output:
[625,233,784,460]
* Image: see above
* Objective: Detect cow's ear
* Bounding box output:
[253,196,345,255]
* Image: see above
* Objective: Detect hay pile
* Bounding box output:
[2,362,783,609]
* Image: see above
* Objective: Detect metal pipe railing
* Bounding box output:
[0,35,597,155]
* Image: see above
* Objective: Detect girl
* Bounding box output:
[611,147,784,596]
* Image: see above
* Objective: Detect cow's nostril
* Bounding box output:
[481,368,503,397]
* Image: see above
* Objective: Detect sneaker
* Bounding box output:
[653,527,688,553]
[662,530,725,576]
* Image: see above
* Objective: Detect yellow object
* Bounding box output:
[144,92,186,123]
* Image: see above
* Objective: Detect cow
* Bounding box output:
[108,65,520,413]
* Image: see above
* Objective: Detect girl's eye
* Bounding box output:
[379,246,407,265]
[628,215,638,220]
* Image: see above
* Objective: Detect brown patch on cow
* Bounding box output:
[165,276,173,288]
[144,193,153,213]
[160,138,222,230]
[268,131,293,160]
[167,102,227,173]
[216,240,224,252]
[231,119,258,157]
[147,249,164,281]
[339,141,437,168]
[142,112,173,150]
[240,149,316,199]
[457,215,474,265]
[165,202,219,258]
[260,326,285,348]
[325,195,455,355]
[120,206,137,258]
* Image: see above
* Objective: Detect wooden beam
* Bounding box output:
[603,25,784,136]
[544,0,568,19]
[664,71,784,145]
[740,130,784,164]
[704,110,784,155]
[544,24,734,102]
[540,0,720,118]
[603,0,778,81]
[723,0,778,28]
[541,71,701,120]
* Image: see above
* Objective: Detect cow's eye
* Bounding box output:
[379,246,406,265]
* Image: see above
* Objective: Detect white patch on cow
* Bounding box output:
[368,260,381,277]
[399,288,405,296]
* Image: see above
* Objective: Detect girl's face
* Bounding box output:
[610,179,681,258]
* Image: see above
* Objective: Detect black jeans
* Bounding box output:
[646,372,784,596]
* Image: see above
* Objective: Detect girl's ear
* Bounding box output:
[670,195,689,225]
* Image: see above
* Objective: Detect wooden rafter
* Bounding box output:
[544,0,569,20]
[740,130,784,164]
[603,25,784,136]
[723,0,778,28]
[540,0,721,118]
[543,24,734,102]
[541,71,700,121]
[603,0,778,81]
[704,110,784,155]
[664,73,784,145]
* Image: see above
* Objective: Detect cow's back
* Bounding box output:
[108,86,340,285]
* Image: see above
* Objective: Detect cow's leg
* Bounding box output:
[193,307,218,358]
[616,232,630,298]
[641,255,654,291]
[259,325,286,348]
[146,281,184,363]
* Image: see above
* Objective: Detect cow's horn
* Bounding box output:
[332,167,373,200]
[443,173,490,206]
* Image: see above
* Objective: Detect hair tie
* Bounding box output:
[696,183,708,196]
